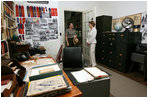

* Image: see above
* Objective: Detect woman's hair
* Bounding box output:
[89,21,95,27]
[68,23,73,27]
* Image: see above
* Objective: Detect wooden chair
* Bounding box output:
[56,45,63,63]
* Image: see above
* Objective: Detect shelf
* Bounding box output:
[3,2,15,13]
[7,27,17,30]
[4,14,15,21]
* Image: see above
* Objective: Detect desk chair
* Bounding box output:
[56,45,63,63]
[62,47,83,70]
[128,52,145,73]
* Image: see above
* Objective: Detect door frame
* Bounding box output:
[82,7,96,61]
[62,10,83,47]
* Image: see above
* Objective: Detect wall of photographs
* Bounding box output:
[15,4,59,47]
[112,12,147,44]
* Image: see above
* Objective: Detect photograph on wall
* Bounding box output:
[25,24,32,30]
[40,24,48,29]
[33,18,40,24]
[39,30,48,41]
[49,30,58,39]
[32,35,40,41]
[25,35,32,40]
[26,29,34,35]
[53,18,58,23]
[48,23,58,30]
[42,12,49,18]
[33,23,41,29]
[40,18,47,24]
[48,18,53,23]
[140,12,147,43]
[26,18,33,24]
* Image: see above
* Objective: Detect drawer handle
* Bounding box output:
[112,38,115,40]
[118,63,122,66]
[120,54,123,56]
[120,34,124,37]
[110,43,112,45]
[109,51,112,54]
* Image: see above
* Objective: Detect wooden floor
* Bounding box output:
[97,63,147,86]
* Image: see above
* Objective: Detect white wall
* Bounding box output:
[98,1,147,19]
[14,1,60,58]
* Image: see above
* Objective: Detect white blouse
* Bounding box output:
[86,27,97,44]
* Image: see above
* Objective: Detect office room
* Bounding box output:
[1,0,147,97]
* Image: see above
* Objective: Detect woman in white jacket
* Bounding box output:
[86,21,97,67]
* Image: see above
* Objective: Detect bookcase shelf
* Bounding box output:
[1,1,15,59]
[3,2,15,13]
[4,14,15,21]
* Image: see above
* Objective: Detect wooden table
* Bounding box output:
[16,56,82,97]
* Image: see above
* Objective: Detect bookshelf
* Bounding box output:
[1,1,16,59]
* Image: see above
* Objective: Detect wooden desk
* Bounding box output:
[17,56,82,97]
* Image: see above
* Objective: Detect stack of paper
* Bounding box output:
[71,70,94,83]
[27,75,67,97]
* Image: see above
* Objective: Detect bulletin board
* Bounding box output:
[15,5,58,47]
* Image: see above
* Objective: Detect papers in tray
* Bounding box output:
[22,58,55,68]
[71,67,109,83]
[26,75,67,97]
[30,64,60,76]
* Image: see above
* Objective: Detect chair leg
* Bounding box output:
[128,62,134,73]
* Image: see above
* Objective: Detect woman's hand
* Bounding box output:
[87,42,90,47]
[67,42,69,46]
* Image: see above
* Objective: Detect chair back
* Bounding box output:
[63,47,83,68]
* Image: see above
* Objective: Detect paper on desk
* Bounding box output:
[30,64,60,76]
[35,58,55,66]
[23,67,32,82]
[71,70,94,83]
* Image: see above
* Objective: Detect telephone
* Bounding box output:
[14,52,30,61]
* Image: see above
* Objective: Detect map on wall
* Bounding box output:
[112,13,142,31]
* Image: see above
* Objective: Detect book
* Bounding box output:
[84,67,109,79]
[26,75,67,97]
[71,67,109,83]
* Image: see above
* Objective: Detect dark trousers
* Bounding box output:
[68,38,75,47]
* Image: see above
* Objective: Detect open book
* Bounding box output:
[71,67,109,83]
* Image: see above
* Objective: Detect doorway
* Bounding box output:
[64,11,82,47]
